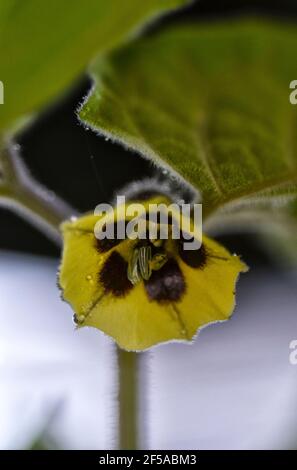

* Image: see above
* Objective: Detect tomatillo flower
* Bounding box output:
[59,190,247,351]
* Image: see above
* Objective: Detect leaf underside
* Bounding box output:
[80,20,297,251]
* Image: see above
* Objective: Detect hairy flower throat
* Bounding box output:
[127,243,168,285]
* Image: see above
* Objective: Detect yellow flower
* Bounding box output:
[59,194,247,351]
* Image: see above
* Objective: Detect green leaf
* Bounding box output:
[80,20,297,247]
[0,0,188,132]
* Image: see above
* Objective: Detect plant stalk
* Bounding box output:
[117,348,139,450]
[0,142,77,245]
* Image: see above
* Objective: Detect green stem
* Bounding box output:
[0,142,77,245]
[117,348,139,450]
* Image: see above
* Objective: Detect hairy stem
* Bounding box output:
[0,141,77,245]
[117,348,139,449]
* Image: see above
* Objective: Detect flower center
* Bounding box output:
[127,241,168,285]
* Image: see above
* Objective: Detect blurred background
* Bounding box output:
[0,0,297,449]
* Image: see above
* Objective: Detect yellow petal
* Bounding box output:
[59,214,247,351]
[174,235,247,342]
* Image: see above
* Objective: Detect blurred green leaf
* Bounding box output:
[80,20,297,248]
[0,0,188,132]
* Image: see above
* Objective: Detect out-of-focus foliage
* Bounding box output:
[0,0,188,132]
